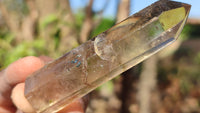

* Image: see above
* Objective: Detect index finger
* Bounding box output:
[0,56,45,113]
[4,56,45,85]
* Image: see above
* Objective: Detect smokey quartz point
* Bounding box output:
[25,1,191,112]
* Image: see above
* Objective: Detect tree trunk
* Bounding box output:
[79,0,94,43]
[116,0,130,23]
[138,56,158,113]
[58,0,79,54]
[22,0,38,41]
[115,0,135,113]
[0,0,38,43]
[0,1,22,43]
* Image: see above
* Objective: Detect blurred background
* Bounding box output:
[0,0,200,113]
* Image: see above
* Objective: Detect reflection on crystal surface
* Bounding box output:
[25,1,191,113]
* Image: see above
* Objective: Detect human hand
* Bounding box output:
[0,56,88,113]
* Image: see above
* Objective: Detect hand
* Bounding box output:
[0,56,88,113]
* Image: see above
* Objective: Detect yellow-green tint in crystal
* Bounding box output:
[159,7,186,31]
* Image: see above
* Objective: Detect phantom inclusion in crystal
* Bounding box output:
[25,1,191,113]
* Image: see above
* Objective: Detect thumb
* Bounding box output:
[11,83,34,113]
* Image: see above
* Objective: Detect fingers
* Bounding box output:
[12,83,88,113]
[11,83,34,113]
[5,56,45,85]
[7,56,52,113]
[0,56,45,113]
[9,56,88,113]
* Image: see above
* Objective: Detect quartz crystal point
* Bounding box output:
[25,1,191,112]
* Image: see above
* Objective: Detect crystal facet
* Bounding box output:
[25,1,191,113]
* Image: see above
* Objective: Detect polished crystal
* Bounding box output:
[25,1,191,112]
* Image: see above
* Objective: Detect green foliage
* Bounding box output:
[0,34,46,68]
[96,80,114,94]
[40,14,59,30]
[180,66,200,95]
[180,25,192,40]
[181,24,200,40]
[194,52,200,65]
[74,13,84,31]
[90,18,115,38]
[0,13,116,69]
[4,42,36,66]
[0,33,14,68]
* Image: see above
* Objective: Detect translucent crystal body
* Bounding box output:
[25,1,191,113]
